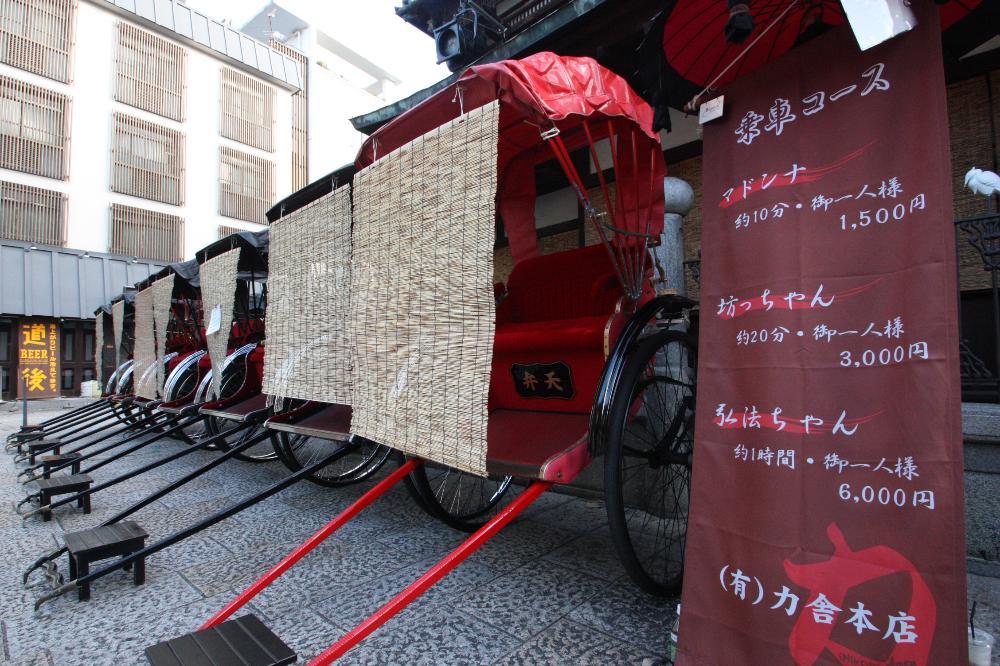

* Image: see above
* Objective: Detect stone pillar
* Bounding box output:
[654,176,695,296]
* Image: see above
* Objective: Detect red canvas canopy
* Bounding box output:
[356,52,666,267]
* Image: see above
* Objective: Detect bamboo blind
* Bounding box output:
[109,203,183,262]
[220,66,274,152]
[151,273,174,394]
[133,285,157,399]
[200,247,240,398]
[269,41,307,189]
[264,185,353,405]
[0,179,66,245]
[111,299,125,367]
[218,224,243,239]
[111,112,185,205]
[219,146,273,223]
[94,310,104,384]
[0,74,70,179]
[351,101,500,477]
[0,0,76,83]
[115,21,186,122]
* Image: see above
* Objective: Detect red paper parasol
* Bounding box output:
[637,0,992,130]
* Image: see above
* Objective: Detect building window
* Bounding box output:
[218,224,243,239]
[0,0,76,83]
[0,75,70,179]
[220,66,274,152]
[115,21,185,122]
[111,113,185,205]
[109,203,183,262]
[0,180,66,246]
[61,367,73,390]
[219,146,273,223]
[270,41,306,189]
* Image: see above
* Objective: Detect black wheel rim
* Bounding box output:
[617,331,696,593]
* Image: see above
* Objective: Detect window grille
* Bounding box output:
[217,224,243,239]
[0,0,76,83]
[111,112,185,205]
[115,21,185,122]
[0,75,70,179]
[270,41,307,188]
[219,146,273,223]
[109,203,183,262]
[0,179,66,245]
[220,66,274,151]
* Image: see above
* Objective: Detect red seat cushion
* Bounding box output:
[490,245,624,414]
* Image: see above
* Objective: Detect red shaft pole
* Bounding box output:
[200,458,422,630]
[308,480,552,665]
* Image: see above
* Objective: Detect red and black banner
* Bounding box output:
[679,7,966,665]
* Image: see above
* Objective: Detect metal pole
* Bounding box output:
[22,378,28,428]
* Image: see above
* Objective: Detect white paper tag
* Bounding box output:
[206,304,222,336]
[840,0,917,51]
[699,96,724,124]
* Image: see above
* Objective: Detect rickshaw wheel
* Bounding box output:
[408,463,516,533]
[605,328,696,596]
[203,361,277,462]
[277,430,392,487]
[164,359,205,444]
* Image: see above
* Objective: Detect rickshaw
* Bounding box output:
[148,52,697,664]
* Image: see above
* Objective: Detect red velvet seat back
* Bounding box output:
[497,244,621,324]
[491,244,625,414]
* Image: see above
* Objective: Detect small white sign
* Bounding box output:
[205,304,222,336]
[841,0,917,51]
[699,96,725,124]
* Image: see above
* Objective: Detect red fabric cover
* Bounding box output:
[486,409,590,481]
[355,53,666,252]
[490,245,624,414]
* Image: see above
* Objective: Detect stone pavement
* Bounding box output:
[0,403,996,665]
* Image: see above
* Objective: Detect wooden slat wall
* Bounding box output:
[219,66,274,152]
[115,21,186,122]
[0,74,70,179]
[0,179,66,245]
[110,112,185,205]
[0,0,77,83]
[218,146,273,224]
[269,41,307,189]
[108,203,183,261]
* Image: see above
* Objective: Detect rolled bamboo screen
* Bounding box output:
[152,273,175,394]
[263,185,353,405]
[199,247,241,398]
[94,311,104,385]
[350,100,500,477]
[112,299,125,368]
[133,286,157,399]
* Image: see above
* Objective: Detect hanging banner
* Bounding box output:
[679,6,966,665]
[17,319,60,399]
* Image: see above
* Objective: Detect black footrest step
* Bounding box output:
[64,521,148,601]
[30,473,92,494]
[145,614,296,666]
[39,452,82,477]
[26,438,60,452]
[29,474,93,522]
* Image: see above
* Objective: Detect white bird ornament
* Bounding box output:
[965,167,1000,197]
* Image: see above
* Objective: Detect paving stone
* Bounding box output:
[542,527,627,581]
[314,555,501,628]
[0,649,53,666]
[337,603,521,666]
[492,617,664,665]
[456,559,611,640]
[466,519,579,574]
[568,580,679,655]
